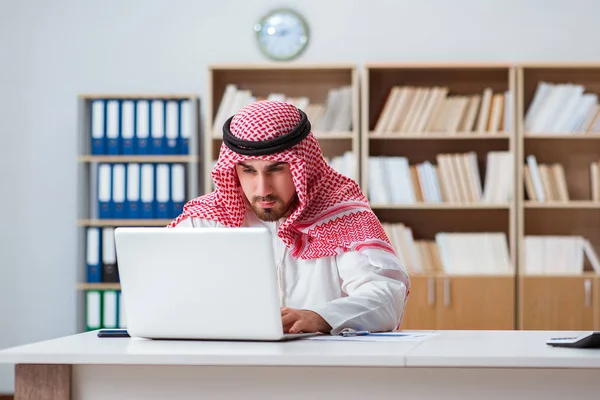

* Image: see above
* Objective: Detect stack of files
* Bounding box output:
[523,155,569,202]
[372,86,511,134]
[211,84,352,136]
[86,227,120,283]
[367,151,512,204]
[524,82,600,134]
[85,290,127,331]
[323,151,355,181]
[523,235,600,274]
[435,232,513,274]
[91,98,192,155]
[381,223,512,274]
[96,163,186,219]
[382,222,443,274]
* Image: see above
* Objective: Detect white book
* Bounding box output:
[526,155,545,202]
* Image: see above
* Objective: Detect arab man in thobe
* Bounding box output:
[169,100,410,335]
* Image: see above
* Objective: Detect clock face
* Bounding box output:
[254,9,309,61]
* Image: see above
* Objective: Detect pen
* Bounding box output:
[339,330,371,337]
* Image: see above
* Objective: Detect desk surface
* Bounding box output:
[1,330,599,368]
[0,331,421,367]
[406,330,600,368]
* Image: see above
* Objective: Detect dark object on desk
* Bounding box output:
[546,332,600,348]
[97,329,130,338]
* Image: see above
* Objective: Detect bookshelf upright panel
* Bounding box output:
[76,93,201,333]
[205,64,360,193]
[362,63,517,330]
[516,64,600,330]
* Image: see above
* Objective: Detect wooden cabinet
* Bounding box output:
[400,275,437,329]
[519,276,600,330]
[401,275,515,330]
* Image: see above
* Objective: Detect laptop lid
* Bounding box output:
[114,227,285,340]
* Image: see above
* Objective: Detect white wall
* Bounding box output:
[1,0,599,392]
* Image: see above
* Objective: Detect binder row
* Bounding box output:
[86,227,119,283]
[86,290,126,331]
[97,163,186,219]
[90,98,192,155]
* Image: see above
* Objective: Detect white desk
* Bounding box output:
[1,330,599,400]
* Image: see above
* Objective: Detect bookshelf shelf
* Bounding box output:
[370,203,510,210]
[524,201,600,209]
[77,219,173,227]
[517,63,600,330]
[524,133,600,139]
[369,132,512,140]
[77,283,121,291]
[78,93,198,100]
[78,155,200,163]
[205,64,360,193]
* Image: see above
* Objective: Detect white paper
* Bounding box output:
[306,332,439,342]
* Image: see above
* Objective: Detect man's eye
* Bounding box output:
[269,168,282,172]
[243,169,254,173]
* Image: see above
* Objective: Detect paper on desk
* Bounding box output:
[306,332,439,342]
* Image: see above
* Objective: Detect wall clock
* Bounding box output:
[254,8,309,61]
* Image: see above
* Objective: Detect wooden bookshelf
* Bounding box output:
[205,63,360,193]
[76,93,201,332]
[362,63,517,330]
[516,64,600,330]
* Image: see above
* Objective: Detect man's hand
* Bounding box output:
[281,308,332,334]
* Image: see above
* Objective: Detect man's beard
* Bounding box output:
[250,195,297,222]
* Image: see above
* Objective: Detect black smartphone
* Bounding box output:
[546,332,600,348]
[97,329,130,338]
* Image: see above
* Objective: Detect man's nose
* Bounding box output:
[256,173,272,197]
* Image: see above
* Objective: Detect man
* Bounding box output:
[169,100,410,335]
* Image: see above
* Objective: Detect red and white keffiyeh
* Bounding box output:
[169,100,395,260]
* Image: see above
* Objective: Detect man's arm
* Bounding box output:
[309,249,410,335]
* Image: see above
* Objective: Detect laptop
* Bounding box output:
[113,226,318,341]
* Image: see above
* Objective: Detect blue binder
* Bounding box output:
[179,99,190,155]
[106,100,121,155]
[91,100,106,155]
[112,164,126,219]
[86,227,102,283]
[125,163,141,219]
[140,163,155,219]
[155,164,171,219]
[136,100,150,155]
[165,100,179,155]
[97,163,112,219]
[151,100,166,154]
[171,164,185,216]
[121,100,135,155]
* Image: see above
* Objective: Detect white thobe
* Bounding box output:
[173,211,410,334]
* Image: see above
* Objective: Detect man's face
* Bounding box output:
[235,159,297,222]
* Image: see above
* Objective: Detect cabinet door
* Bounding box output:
[520,276,598,330]
[436,276,516,330]
[398,275,437,330]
